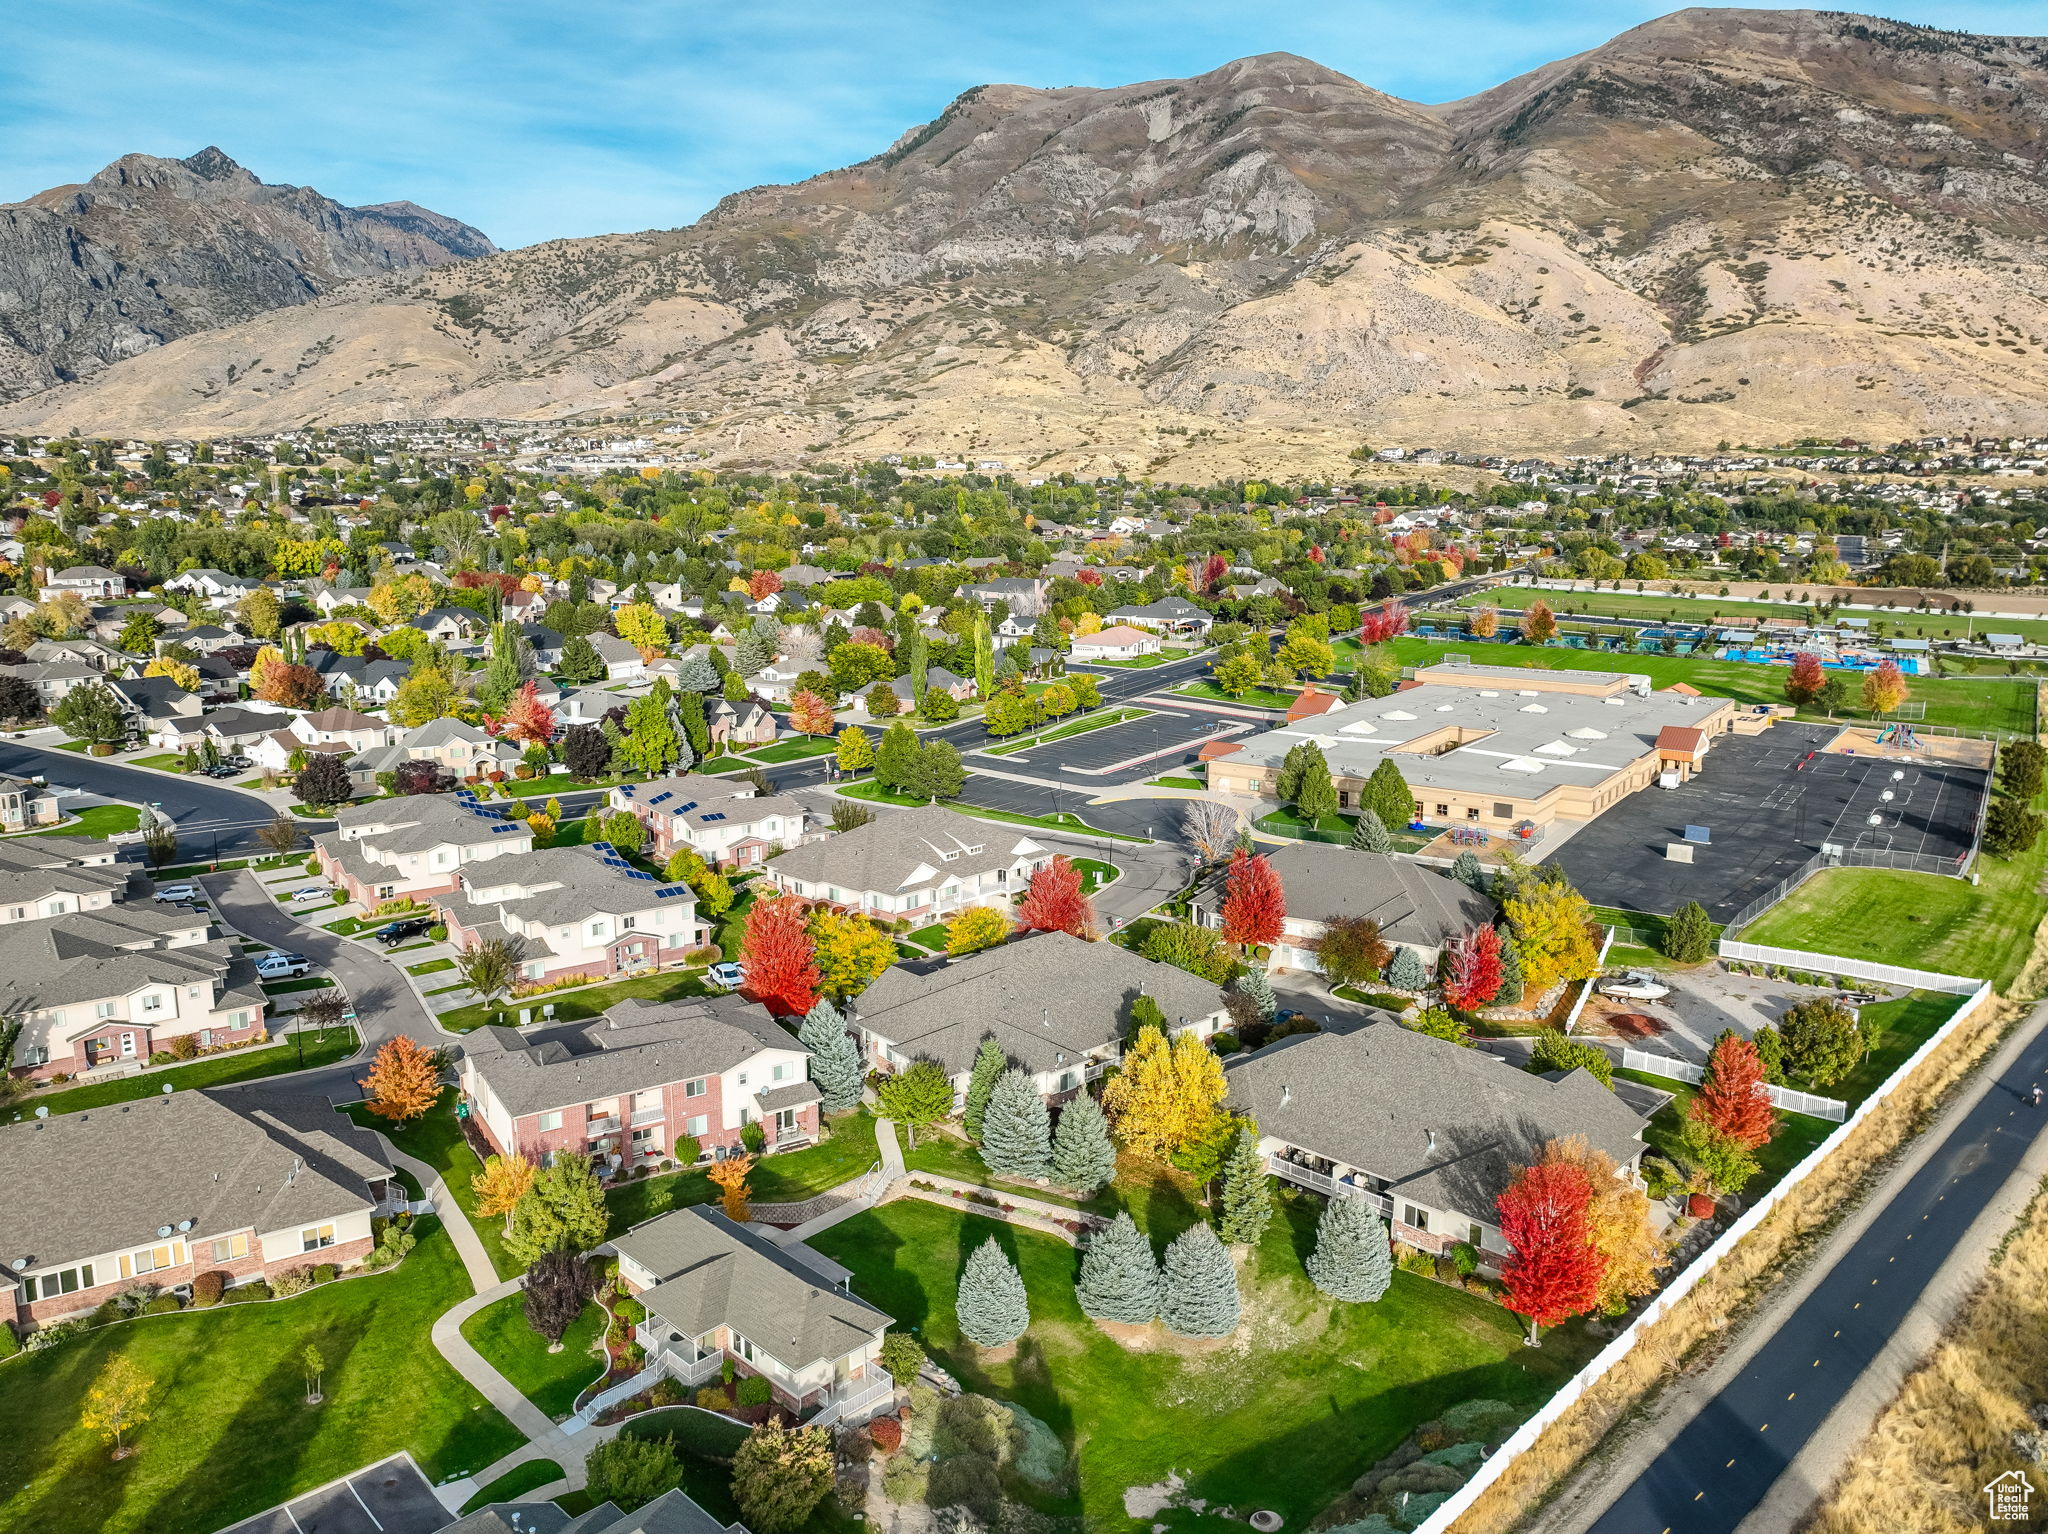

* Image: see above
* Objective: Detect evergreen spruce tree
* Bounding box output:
[961,1036,1008,1141]
[1663,900,1714,964]
[1304,1194,1394,1302]
[674,655,720,694]
[980,1069,1052,1180]
[1235,964,1277,1023]
[957,1237,1029,1346]
[1366,759,1414,833]
[1050,1095,1117,1193]
[1075,1212,1160,1325]
[1387,946,1429,992]
[1494,939,1525,1007]
[796,1000,865,1112]
[1349,807,1394,853]
[1217,1127,1274,1247]
[1159,1223,1241,1338]
[1450,850,1486,890]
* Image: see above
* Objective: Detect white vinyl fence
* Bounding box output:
[1717,939,1984,995]
[1619,1049,1848,1123]
[1411,973,1993,1534]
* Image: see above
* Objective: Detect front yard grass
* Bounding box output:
[433,967,711,1034]
[21,1028,360,1116]
[130,753,189,772]
[1174,679,1297,709]
[983,707,1148,756]
[29,804,141,838]
[461,1460,567,1515]
[604,1111,880,1232]
[342,1093,518,1281]
[460,1294,606,1421]
[1073,856,1120,892]
[1740,788,2048,991]
[261,976,337,995]
[0,1219,521,1534]
[745,735,837,764]
[808,1194,1592,1531]
[406,957,456,977]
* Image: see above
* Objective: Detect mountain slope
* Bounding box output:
[0,148,495,402]
[8,9,2048,470]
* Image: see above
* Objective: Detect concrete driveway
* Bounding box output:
[203,868,438,1103]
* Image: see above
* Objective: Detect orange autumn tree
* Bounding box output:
[709,1152,755,1222]
[1522,600,1558,645]
[1541,1135,1668,1315]
[1861,657,1909,717]
[362,1035,441,1122]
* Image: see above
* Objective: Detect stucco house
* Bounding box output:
[607,774,809,868]
[756,806,1050,923]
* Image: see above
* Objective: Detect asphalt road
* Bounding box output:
[1587,1003,2048,1534]
[0,739,325,860]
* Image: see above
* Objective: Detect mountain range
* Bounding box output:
[5,8,2048,474]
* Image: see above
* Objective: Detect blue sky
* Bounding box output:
[2,0,2035,248]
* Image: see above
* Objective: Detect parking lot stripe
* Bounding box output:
[349,1480,386,1531]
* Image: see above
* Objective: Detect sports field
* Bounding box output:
[1452,588,2048,647]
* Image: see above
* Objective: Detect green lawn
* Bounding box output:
[0,1219,521,1534]
[261,976,337,995]
[506,772,635,799]
[837,782,1152,843]
[1175,680,1297,709]
[745,736,838,764]
[1382,637,2035,736]
[28,804,141,838]
[460,1460,567,1514]
[1149,776,1206,789]
[983,707,1148,757]
[131,753,189,772]
[1741,787,2048,990]
[342,1094,519,1281]
[898,1135,1211,1234]
[809,1195,1593,1531]
[1077,650,1176,668]
[905,923,950,950]
[406,957,456,977]
[1457,586,2048,647]
[605,1112,880,1232]
[460,1294,607,1420]
[434,967,711,1033]
[1615,1071,1834,1191]
[22,1029,360,1116]
[1073,857,1120,893]
[1255,805,1430,853]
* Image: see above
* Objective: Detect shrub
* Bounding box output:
[0,1323,17,1358]
[224,1279,272,1304]
[169,1034,201,1062]
[89,1299,125,1328]
[1448,1241,1479,1277]
[428,924,448,941]
[1640,1155,1682,1199]
[1392,1242,1435,1276]
[740,1121,767,1154]
[1528,1028,1614,1087]
[189,1271,227,1308]
[695,1385,733,1411]
[22,1319,88,1352]
[270,1265,314,1297]
[870,1417,904,1454]
[649,1378,685,1407]
[736,1374,773,1407]
[1210,1031,1241,1055]
[142,1295,182,1315]
[312,1264,338,1284]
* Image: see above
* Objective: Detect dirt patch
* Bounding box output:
[1579,1002,1669,1041]
[1123,1471,1186,1520]
[970,1340,1019,1366]
[1092,1318,1240,1356]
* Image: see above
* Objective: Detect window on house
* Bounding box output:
[1433,804,1449,818]
[301,1224,336,1252]
[538,1110,563,1132]
[685,1114,708,1137]
[140,995,163,1013]
[737,1072,748,1087]
[1466,807,1481,821]
[211,1233,249,1263]
[1493,802,1513,818]
[121,1244,178,1278]
[771,1063,788,1082]
[621,916,636,930]
[27,1264,93,1300]
[1402,1205,1430,1233]
[96,1002,116,1019]
[684,1078,706,1098]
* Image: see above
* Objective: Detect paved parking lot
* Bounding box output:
[1578,963,1883,1062]
[952,777,1176,841]
[1011,711,1234,776]
[1552,723,1988,920]
[218,1454,452,1534]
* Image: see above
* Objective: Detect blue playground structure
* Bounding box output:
[1874,722,1921,750]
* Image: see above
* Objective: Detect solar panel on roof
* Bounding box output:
[654,884,691,899]
[648,792,672,805]
[626,870,656,881]
[701,812,726,823]
[588,841,615,854]
[675,801,697,813]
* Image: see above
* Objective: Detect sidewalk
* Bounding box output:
[769,1118,905,1245]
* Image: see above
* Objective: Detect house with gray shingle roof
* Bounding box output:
[614,1205,892,1423]
[758,805,1051,923]
[316,793,535,904]
[458,995,815,1169]
[436,846,708,986]
[849,930,1229,1102]
[607,775,809,869]
[1226,1024,1650,1267]
[0,1089,397,1331]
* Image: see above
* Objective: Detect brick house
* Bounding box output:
[436,846,709,987]
[607,774,810,868]
[316,793,535,906]
[1226,1024,1650,1267]
[0,1089,396,1332]
[458,995,818,1171]
[756,805,1052,923]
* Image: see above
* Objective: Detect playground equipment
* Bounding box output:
[1448,824,1489,846]
[1874,723,1921,750]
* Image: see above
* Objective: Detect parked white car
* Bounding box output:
[153,884,199,903]
[255,952,314,981]
[1597,971,1672,1001]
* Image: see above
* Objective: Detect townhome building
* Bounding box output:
[458,994,818,1170]
[27,636,128,673]
[850,930,1229,1104]
[316,793,536,906]
[0,658,100,706]
[436,846,710,986]
[44,565,126,599]
[0,773,62,832]
[0,833,141,922]
[1190,842,1497,974]
[249,704,400,775]
[163,568,264,609]
[1226,1024,1650,1268]
[615,1206,893,1425]
[756,806,1052,923]
[608,775,810,868]
[0,1089,398,1331]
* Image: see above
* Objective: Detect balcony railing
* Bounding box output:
[630,1109,665,1127]
[1265,1155,1394,1219]
[586,1116,621,1136]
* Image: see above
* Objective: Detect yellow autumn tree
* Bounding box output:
[1504,881,1601,994]
[1101,1025,1226,1158]
[808,909,896,997]
[143,657,201,691]
[614,603,668,658]
[82,1355,153,1459]
[1543,1135,1668,1313]
[472,1152,536,1236]
[944,906,1008,957]
[708,1152,754,1222]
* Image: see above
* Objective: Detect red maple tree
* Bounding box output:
[1075,568,1103,588]
[1197,552,1230,593]
[788,689,838,736]
[748,569,784,601]
[1692,1033,1777,1149]
[1220,849,1286,948]
[454,569,523,598]
[1784,651,1826,707]
[1442,924,1505,1011]
[1307,544,1326,564]
[501,681,555,746]
[1014,855,1096,939]
[1496,1159,1604,1343]
[1357,600,1410,646]
[740,893,820,1016]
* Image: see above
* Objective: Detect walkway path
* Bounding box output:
[389,1147,500,1294]
[769,1119,906,1246]
[432,1276,557,1442]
